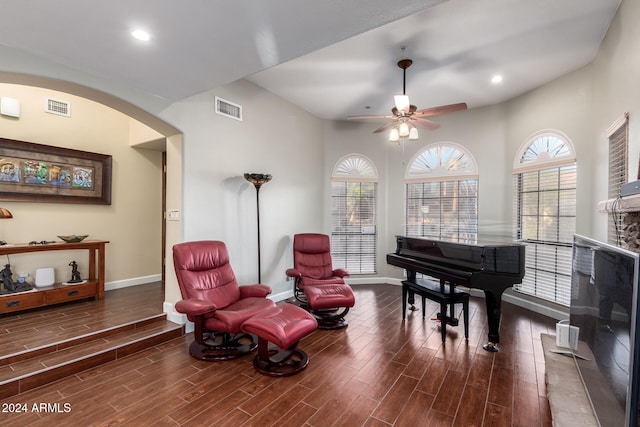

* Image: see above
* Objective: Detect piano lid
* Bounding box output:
[395,235,524,248]
[392,235,525,274]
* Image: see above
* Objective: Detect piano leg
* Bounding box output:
[402,285,407,319]
[440,300,447,342]
[405,271,419,313]
[436,279,459,327]
[482,289,503,352]
[408,290,419,312]
[402,285,418,319]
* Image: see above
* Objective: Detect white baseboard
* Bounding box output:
[269,288,294,303]
[465,288,566,320]
[163,301,191,332]
[348,278,567,320]
[501,291,567,320]
[105,274,162,291]
[347,277,402,286]
[161,277,568,335]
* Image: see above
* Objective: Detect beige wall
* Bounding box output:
[0,84,163,286]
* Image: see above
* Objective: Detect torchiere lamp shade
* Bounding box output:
[244,173,272,188]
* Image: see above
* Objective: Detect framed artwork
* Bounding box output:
[0,137,112,204]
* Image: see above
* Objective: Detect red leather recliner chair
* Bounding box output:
[173,240,276,361]
[286,233,355,329]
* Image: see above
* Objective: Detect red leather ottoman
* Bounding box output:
[303,283,355,329]
[241,304,318,376]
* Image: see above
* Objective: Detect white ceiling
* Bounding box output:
[0,0,621,122]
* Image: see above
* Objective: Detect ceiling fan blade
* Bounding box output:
[414,102,468,117]
[410,117,440,130]
[347,114,394,120]
[372,121,398,133]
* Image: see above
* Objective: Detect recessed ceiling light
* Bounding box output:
[131,29,150,41]
[491,74,503,84]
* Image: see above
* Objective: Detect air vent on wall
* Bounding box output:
[215,96,242,121]
[45,97,71,117]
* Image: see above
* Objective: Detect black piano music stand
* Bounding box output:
[402,278,469,343]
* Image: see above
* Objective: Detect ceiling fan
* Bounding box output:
[347,59,467,140]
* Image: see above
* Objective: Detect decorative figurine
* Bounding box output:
[0,263,14,292]
[68,261,82,283]
[0,263,32,294]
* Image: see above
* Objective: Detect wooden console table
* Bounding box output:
[0,240,108,314]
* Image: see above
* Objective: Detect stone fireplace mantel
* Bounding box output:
[599,194,640,252]
[599,193,640,213]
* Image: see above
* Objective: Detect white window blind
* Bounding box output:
[513,131,576,306]
[405,143,479,241]
[513,167,576,305]
[607,115,629,246]
[406,179,478,239]
[331,181,376,273]
[331,155,378,274]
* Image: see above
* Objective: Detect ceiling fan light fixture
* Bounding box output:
[398,122,410,137]
[389,127,400,142]
[394,95,411,114]
[346,58,467,138]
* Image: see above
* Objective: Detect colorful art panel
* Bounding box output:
[0,159,20,183]
[23,161,48,185]
[49,164,72,187]
[72,167,94,189]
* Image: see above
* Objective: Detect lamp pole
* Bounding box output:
[244,173,272,283]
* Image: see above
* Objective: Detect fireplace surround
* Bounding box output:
[599,193,640,252]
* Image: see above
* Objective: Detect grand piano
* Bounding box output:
[387,235,525,351]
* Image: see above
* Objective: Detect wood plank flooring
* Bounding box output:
[0,283,166,359]
[0,283,556,426]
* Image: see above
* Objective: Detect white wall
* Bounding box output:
[322,0,640,283]
[590,0,640,242]
[2,0,638,310]
[324,104,511,279]
[160,79,324,295]
[504,65,594,236]
[499,0,640,244]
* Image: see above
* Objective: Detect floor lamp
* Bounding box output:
[244,173,272,283]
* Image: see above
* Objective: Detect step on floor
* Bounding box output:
[0,314,184,399]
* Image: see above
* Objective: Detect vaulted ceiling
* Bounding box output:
[0,0,621,121]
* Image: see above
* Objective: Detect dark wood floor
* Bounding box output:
[0,283,555,426]
[0,283,167,359]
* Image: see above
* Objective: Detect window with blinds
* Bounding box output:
[406,180,478,239]
[513,131,576,306]
[331,155,378,274]
[405,143,479,241]
[607,115,629,246]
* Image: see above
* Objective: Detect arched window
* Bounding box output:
[331,154,378,274]
[513,130,576,306]
[405,143,478,240]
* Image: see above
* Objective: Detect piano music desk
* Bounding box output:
[402,278,469,342]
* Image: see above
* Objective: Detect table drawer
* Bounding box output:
[45,283,97,304]
[0,292,45,313]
